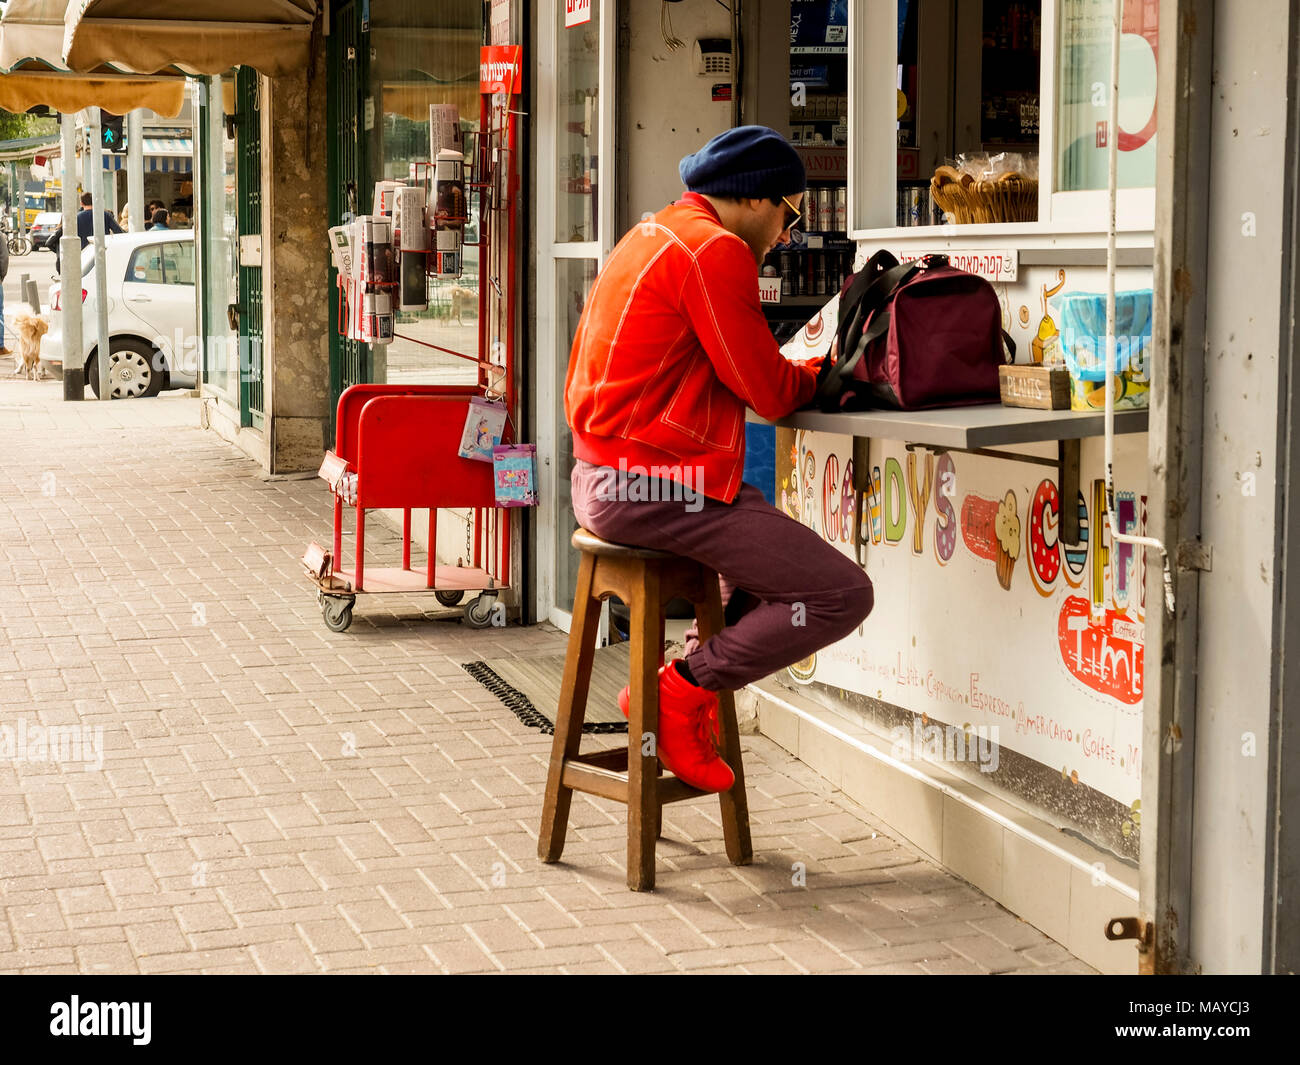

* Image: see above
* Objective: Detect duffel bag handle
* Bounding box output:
[815,257,919,410]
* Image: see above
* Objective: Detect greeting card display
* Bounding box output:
[458,397,508,462]
[492,444,538,507]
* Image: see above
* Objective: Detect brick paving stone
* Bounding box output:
[54,885,115,915]
[463,918,536,955]
[770,939,861,973]
[8,902,68,934]
[738,958,805,975]
[918,955,990,975]
[1031,960,1099,974]
[1021,941,1077,966]
[426,938,502,974]
[595,939,680,974]
[74,941,141,974]
[970,914,1053,952]
[852,962,928,974]
[339,898,412,937]
[942,933,1036,974]
[174,902,237,935]
[125,920,189,957]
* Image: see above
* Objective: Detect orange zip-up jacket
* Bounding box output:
[564,192,818,504]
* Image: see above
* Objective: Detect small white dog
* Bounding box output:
[10,311,50,380]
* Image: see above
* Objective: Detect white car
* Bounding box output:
[45,229,198,398]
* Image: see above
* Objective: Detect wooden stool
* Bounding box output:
[538,528,753,890]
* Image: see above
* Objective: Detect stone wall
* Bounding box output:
[263,28,331,473]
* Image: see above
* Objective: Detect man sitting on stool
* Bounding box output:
[564,126,874,793]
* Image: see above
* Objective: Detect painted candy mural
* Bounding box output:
[775,428,1147,809]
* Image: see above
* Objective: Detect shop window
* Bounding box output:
[367,0,483,384]
[1055,0,1158,192]
[556,7,601,244]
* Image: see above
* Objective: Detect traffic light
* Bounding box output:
[101,112,125,153]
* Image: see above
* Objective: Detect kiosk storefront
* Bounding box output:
[529,0,1214,975]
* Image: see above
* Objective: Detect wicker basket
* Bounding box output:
[930,168,1038,224]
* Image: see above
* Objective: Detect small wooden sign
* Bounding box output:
[999,364,1071,410]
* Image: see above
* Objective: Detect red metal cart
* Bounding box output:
[302,383,511,632]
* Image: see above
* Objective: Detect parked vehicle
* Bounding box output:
[27,212,62,251]
[44,230,199,398]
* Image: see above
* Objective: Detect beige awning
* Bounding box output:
[0,0,188,115]
[63,1,319,77]
[0,69,186,115]
[0,0,67,71]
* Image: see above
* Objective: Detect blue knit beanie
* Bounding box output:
[678,125,806,199]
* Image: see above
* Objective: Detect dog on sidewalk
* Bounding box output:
[9,311,50,380]
[448,285,477,326]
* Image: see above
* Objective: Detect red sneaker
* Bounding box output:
[618,661,734,793]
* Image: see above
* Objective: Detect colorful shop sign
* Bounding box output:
[776,427,1147,806]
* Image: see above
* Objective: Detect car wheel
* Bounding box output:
[86,339,163,399]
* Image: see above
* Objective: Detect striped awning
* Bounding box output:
[100,134,192,172]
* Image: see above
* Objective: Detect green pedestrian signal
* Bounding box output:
[101,112,126,153]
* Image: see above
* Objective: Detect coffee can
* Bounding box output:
[907,187,922,227]
[833,187,848,232]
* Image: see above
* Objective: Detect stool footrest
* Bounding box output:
[572,748,635,773]
[561,758,710,805]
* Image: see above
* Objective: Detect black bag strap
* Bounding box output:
[834,249,898,362]
[815,259,919,410]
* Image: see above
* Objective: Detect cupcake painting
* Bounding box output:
[994,490,1021,590]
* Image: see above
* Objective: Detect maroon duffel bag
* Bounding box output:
[812,250,1014,411]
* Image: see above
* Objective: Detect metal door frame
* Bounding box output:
[327,0,370,441]
[235,65,265,431]
[535,0,617,632]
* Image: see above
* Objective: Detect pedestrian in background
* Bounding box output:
[50,192,124,272]
[146,209,169,231]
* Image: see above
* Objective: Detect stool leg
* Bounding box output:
[538,553,600,864]
[654,611,666,840]
[627,565,661,891]
[696,577,753,867]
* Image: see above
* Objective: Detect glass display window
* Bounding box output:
[847,0,1155,238]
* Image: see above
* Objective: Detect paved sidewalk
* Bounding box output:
[0,380,1094,974]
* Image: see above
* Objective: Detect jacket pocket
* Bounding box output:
[661,363,742,451]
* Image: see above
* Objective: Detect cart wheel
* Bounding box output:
[434,589,465,607]
[463,595,498,629]
[323,597,354,633]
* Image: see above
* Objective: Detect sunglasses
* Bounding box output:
[780,194,803,231]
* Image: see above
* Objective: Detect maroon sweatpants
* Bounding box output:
[570,459,875,692]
